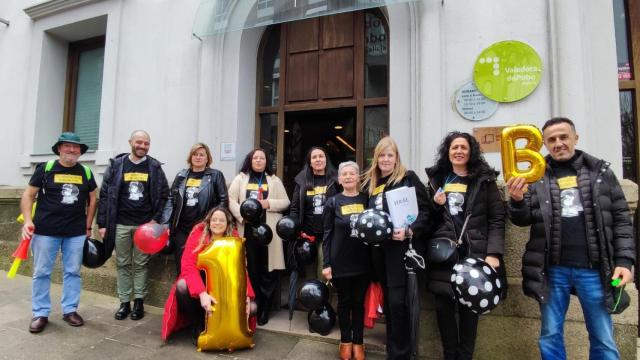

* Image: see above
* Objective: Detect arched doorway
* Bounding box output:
[256,9,390,194]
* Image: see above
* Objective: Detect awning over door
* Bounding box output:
[193,0,421,37]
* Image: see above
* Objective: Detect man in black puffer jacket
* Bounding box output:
[507,118,635,360]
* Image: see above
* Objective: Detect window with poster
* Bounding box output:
[613,0,639,183]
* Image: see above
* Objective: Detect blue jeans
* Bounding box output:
[539,266,619,360]
[31,234,85,317]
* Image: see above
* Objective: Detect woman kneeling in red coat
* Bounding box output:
[162,206,257,343]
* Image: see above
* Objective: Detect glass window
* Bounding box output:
[260,113,278,173]
[613,0,632,80]
[620,91,637,182]
[365,10,388,98]
[73,47,104,150]
[364,106,388,165]
[261,27,281,107]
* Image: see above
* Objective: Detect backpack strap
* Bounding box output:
[44,159,55,172]
[45,159,92,181]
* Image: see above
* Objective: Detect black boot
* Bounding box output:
[115,302,131,320]
[130,299,145,320]
[257,308,269,326]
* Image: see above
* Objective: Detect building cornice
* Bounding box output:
[24,0,104,20]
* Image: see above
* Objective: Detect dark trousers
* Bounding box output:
[434,294,479,360]
[333,274,369,344]
[173,228,190,275]
[175,286,204,331]
[384,285,411,360]
[245,229,278,315]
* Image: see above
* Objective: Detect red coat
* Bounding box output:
[162,223,256,340]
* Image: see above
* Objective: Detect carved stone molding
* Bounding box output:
[24,0,104,20]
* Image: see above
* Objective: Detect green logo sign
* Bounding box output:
[473,40,543,103]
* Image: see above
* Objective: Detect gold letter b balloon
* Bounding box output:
[501,125,546,183]
[196,237,254,352]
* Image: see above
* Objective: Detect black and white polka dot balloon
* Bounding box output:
[450,257,502,314]
[355,209,392,246]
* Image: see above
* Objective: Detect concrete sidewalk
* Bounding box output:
[0,271,386,360]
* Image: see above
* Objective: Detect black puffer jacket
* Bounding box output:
[508,151,635,305]
[164,167,228,234]
[97,153,169,258]
[425,166,506,297]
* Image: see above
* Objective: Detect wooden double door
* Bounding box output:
[256,9,390,194]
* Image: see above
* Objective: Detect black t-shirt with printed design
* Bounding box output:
[117,157,154,226]
[178,170,205,232]
[552,160,589,268]
[443,175,470,234]
[303,175,329,234]
[29,161,97,236]
[323,192,370,277]
[368,175,390,210]
[245,171,269,222]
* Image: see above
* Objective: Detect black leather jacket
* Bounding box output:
[164,167,228,234]
[97,153,169,258]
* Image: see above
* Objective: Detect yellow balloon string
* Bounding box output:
[7,258,21,279]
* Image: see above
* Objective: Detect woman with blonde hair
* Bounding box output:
[164,142,228,274]
[362,136,431,360]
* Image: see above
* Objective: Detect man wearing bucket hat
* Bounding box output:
[20,132,97,333]
[97,130,169,321]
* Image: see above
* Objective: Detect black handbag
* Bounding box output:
[426,215,470,265]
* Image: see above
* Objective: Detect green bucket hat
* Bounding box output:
[52,132,89,155]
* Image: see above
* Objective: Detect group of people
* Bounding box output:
[20,116,635,360]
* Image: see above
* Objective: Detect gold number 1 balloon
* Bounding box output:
[196,237,254,352]
[501,125,546,183]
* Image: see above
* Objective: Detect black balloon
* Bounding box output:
[427,238,459,264]
[294,240,317,265]
[297,279,329,310]
[307,303,336,336]
[356,209,393,246]
[250,223,273,246]
[83,238,107,268]
[451,257,502,314]
[276,216,299,241]
[240,198,263,224]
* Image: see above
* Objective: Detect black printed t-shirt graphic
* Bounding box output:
[444,175,469,234]
[29,161,97,236]
[178,170,205,232]
[117,157,153,226]
[368,175,390,210]
[327,193,370,277]
[303,175,329,234]
[553,162,589,268]
[246,171,269,223]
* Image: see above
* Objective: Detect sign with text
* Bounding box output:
[473,40,543,103]
[473,126,506,153]
[455,81,499,121]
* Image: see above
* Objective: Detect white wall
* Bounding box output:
[0,0,625,188]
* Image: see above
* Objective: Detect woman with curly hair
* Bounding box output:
[425,132,505,360]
